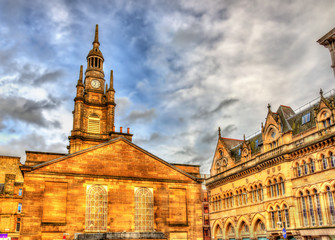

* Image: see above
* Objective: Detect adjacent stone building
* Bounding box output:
[17,25,204,240]
[0,155,24,240]
[207,28,335,240]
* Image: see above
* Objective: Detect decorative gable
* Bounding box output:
[262,104,283,151]
[314,89,335,131]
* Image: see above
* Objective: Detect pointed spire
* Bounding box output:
[320,88,324,97]
[267,103,271,112]
[109,70,114,90]
[218,127,221,138]
[243,134,246,141]
[93,24,100,47]
[77,65,83,86]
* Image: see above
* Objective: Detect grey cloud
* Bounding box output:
[126,109,156,124]
[0,95,62,129]
[201,132,217,144]
[174,146,196,156]
[193,98,238,119]
[0,132,67,163]
[221,124,237,137]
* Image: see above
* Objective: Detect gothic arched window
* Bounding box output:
[307,190,315,226]
[326,186,335,224]
[314,189,323,226]
[135,187,154,232]
[85,185,108,232]
[300,192,308,226]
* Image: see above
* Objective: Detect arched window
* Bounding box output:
[214,225,223,240]
[303,161,308,175]
[88,114,100,134]
[227,223,235,238]
[240,221,249,235]
[283,204,290,228]
[326,186,335,224]
[269,180,274,198]
[314,189,323,226]
[277,206,282,227]
[270,207,276,229]
[259,184,264,201]
[322,155,328,170]
[331,152,335,168]
[243,188,248,204]
[255,185,260,201]
[307,190,315,226]
[251,187,255,202]
[300,192,308,226]
[255,220,266,233]
[274,179,279,197]
[280,178,285,195]
[85,185,108,232]
[135,187,154,232]
[310,158,315,173]
[297,164,302,177]
[230,193,234,207]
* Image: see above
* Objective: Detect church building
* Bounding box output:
[17,25,204,240]
[207,28,335,240]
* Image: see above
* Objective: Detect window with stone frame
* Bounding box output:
[88,114,100,134]
[135,187,154,232]
[85,185,108,232]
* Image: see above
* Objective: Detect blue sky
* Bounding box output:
[0,0,335,173]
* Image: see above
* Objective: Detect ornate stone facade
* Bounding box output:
[207,28,335,240]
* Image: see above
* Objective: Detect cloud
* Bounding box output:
[125,109,156,124]
[0,95,62,129]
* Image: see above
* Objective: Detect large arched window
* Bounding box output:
[307,190,315,226]
[135,187,154,232]
[300,192,308,226]
[326,186,335,224]
[314,189,323,226]
[283,204,290,228]
[254,219,266,233]
[88,113,100,134]
[240,221,249,236]
[85,185,108,232]
[214,225,223,240]
[270,207,276,229]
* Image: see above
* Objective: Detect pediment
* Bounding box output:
[27,138,196,182]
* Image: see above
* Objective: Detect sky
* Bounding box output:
[0,0,334,173]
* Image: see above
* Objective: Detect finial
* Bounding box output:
[77,65,83,85]
[110,70,114,90]
[218,127,221,138]
[320,88,323,96]
[243,134,246,141]
[79,65,83,80]
[267,103,271,112]
[93,24,100,46]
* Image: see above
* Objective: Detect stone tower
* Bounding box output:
[68,24,132,153]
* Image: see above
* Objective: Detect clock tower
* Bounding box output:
[68,25,132,154]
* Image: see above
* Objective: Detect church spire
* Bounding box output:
[93,24,100,48]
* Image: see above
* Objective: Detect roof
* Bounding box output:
[25,137,198,182]
[220,137,243,149]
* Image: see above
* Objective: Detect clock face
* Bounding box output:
[91,79,100,89]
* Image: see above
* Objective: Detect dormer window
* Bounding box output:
[302,112,311,124]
